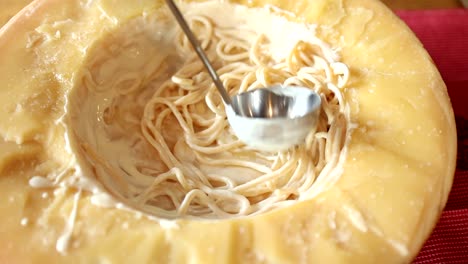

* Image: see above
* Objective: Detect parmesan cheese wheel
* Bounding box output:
[0,0,456,263]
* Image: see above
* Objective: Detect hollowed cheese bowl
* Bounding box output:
[0,0,456,263]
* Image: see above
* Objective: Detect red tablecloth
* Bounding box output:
[395,9,468,263]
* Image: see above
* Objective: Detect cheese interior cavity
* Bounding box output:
[62,1,351,220]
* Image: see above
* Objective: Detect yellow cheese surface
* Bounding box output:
[0,0,457,263]
[0,0,33,26]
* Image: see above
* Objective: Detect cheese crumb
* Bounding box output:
[20,217,29,226]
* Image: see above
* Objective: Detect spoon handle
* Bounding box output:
[165,0,232,105]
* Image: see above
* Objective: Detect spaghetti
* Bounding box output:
[72,7,350,219]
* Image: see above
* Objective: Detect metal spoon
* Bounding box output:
[165,0,321,151]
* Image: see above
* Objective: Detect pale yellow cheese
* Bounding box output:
[0,0,457,263]
[0,0,34,26]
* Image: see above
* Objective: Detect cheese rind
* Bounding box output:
[0,0,456,263]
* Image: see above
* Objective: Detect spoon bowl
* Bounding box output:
[227,85,321,151]
[231,85,320,119]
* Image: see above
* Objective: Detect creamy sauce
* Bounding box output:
[56,190,81,255]
[29,176,54,188]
